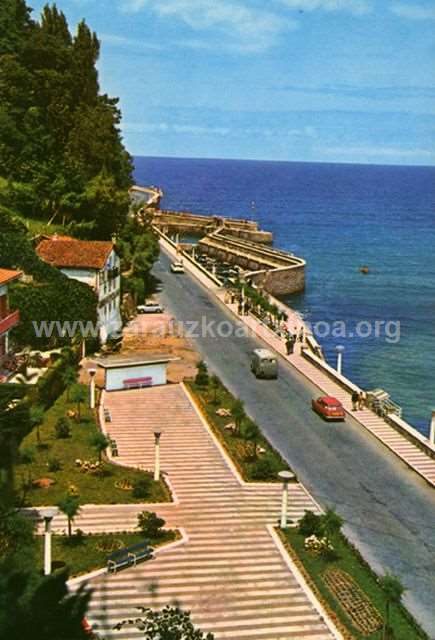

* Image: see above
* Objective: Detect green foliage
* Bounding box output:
[210,374,220,404]
[47,456,62,472]
[117,216,160,302]
[18,445,35,464]
[137,511,165,538]
[70,384,87,420]
[298,510,323,537]
[57,494,81,537]
[0,2,132,238]
[132,477,153,499]
[0,206,97,350]
[230,398,245,432]
[90,431,109,462]
[55,416,71,439]
[195,360,209,387]
[115,605,215,639]
[29,405,45,445]
[250,455,279,480]
[380,574,406,638]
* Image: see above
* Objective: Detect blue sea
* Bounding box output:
[134,156,435,436]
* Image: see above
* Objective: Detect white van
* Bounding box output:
[251,349,278,379]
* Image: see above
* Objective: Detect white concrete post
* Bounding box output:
[81,339,86,360]
[278,471,295,529]
[154,432,161,481]
[89,367,97,410]
[42,508,57,576]
[336,345,345,376]
[430,411,435,446]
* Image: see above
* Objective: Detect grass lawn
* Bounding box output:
[34,530,178,578]
[187,379,294,482]
[17,389,170,506]
[283,528,427,640]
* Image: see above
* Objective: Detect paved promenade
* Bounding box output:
[69,384,336,640]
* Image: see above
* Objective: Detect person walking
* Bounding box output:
[285,335,295,355]
[358,391,365,410]
[351,390,359,411]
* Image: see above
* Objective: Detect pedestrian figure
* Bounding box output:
[230,291,235,305]
[351,390,359,411]
[237,299,242,315]
[298,328,304,343]
[358,391,365,410]
[285,335,295,355]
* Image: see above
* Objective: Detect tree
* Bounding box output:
[210,374,220,404]
[29,406,45,447]
[379,574,405,640]
[62,367,77,400]
[321,508,344,545]
[242,421,260,459]
[58,494,80,538]
[90,431,109,462]
[231,399,245,434]
[114,605,215,639]
[195,361,209,388]
[137,511,165,538]
[70,384,87,421]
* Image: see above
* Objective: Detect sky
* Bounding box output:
[29,0,435,165]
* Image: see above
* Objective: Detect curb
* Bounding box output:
[267,524,344,640]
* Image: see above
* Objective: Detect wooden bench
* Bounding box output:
[123,376,153,390]
[106,432,118,457]
[104,408,112,423]
[107,540,153,573]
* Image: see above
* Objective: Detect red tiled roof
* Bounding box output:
[0,268,22,286]
[36,236,114,270]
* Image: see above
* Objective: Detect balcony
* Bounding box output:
[0,309,20,335]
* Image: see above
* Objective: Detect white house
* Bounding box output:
[36,235,122,343]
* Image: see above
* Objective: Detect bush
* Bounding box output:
[55,416,71,439]
[250,455,279,480]
[195,361,209,387]
[132,477,152,499]
[298,510,323,537]
[19,446,36,464]
[137,511,165,538]
[47,457,62,472]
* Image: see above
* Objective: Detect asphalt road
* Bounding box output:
[154,251,435,637]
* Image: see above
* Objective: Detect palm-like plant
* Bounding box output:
[70,383,87,421]
[29,406,45,446]
[242,421,260,458]
[210,375,220,404]
[321,508,344,545]
[62,367,77,401]
[91,431,110,462]
[379,574,405,640]
[57,494,81,538]
[231,399,245,435]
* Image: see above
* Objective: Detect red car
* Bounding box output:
[312,396,345,421]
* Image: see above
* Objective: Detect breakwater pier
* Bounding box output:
[132,184,305,296]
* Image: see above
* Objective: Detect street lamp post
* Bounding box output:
[154,431,162,482]
[88,367,97,410]
[430,410,435,446]
[41,507,58,576]
[335,345,345,376]
[278,470,295,529]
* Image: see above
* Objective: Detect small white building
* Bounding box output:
[95,353,178,392]
[36,235,122,343]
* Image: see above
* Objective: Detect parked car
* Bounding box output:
[170,262,185,274]
[312,396,345,421]
[137,301,164,314]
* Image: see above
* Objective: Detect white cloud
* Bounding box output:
[390,3,435,20]
[121,0,296,52]
[122,121,231,135]
[279,0,372,15]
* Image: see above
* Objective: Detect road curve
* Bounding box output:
[154,250,435,638]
